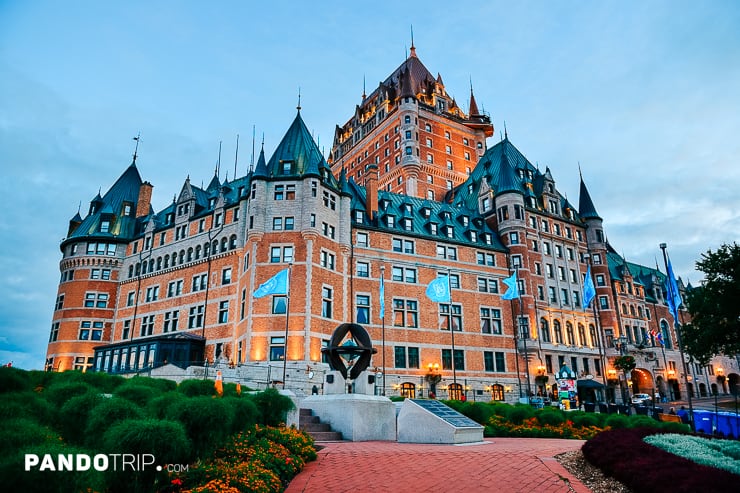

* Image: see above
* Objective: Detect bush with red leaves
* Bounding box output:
[582,428,739,493]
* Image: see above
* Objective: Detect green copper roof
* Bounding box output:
[578,174,600,220]
[347,179,505,251]
[265,111,330,179]
[64,163,144,246]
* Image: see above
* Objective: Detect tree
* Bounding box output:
[683,243,740,364]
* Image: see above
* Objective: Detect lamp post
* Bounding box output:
[426,362,441,399]
[615,336,631,405]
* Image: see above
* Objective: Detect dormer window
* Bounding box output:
[430,223,438,235]
[354,210,364,223]
[100,220,110,233]
[470,231,477,242]
[421,208,430,218]
[386,215,395,228]
[461,216,469,226]
[403,204,412,214]
[280,160,293,175]
[403,218,413,231]
[122,202,133,216]
[208,198,216,208]
[166,213,174,225]
[445,226,454,238]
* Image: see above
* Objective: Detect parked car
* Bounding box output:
[631,393,652,405]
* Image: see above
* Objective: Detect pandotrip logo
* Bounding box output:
[24,453,188,473]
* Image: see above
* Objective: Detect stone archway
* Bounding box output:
[631,368,655,396]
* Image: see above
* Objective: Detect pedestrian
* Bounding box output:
[669,407,677,415]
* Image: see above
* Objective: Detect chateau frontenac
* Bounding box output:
[47,46,737,403]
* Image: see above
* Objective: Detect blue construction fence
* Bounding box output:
[678,409,740,438]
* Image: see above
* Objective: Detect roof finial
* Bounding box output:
[362,74,366,100]
[297,87,301,112]
[410,25,416,57]
[578,161,583,181]
[132,132,141,164]
[216,140,222,177]
[77,201,81,213]
[503,121,508,140]
[234,133,239,179]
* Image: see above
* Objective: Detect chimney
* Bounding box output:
[365,164,378,219]
[136,182,154,218]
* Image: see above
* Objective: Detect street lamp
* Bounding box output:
[426,362,441,398]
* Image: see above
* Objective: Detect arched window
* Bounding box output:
[578,324,587,346]
[540,318,551,343]
[448,382,464,400]
[630,305,636,316]
[156,257,162,271]
[179,250,185,264]
[400,382,416,399]
[195,245,201,260]
[229,234,237,250]
[589,324,598,348]
[220,237,228,253]
[553,320,563,344]
[187,248,193,262]
[660,319,673,349]
[491,384,505,401]
[622,303,628,315]
[212,240,218,254]
[164,255,169,269]
[204,242,210,257]
[566,322,575,346]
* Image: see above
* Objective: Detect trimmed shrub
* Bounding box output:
[44,381,93,407]
[177,378,216,397]
[535,406,566,426]
[0,366,31,393]
[508,403,536,424]
[0,418,59,457]
[167,396,234,457]
[604,413,630,429]
[0,391,54,425]
[103,418,191,493]
[223,396,260,433]
[147,391,187,420]
[85,397,144,445]
[568,411,599,429]
[249,388,295,426]
[628,415,660,429]
[123,375,176,392]
[114,383,158,407]
[57,392,105,443]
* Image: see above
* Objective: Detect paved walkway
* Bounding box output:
[285,438,590,493]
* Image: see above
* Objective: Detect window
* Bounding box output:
[55,294,65,311]
[321,287,333,318]
[356,294,370,324]
[320,250,336,270]
[272,296,287,314]
[270,337,285,361]
[356,262,369,278]
[270,246,294,263]
[214,213,222,227]
[86,292,109,307]
[90,268,100,279]
[357,232,369,247]
[219,268,231,285]
[272,217,283,230]
[49,322,60,342]
[167,280,183,297]
[477,277,498,293]
[476,252,495,266]
[480,307,502,334]
[553,320,563,344]
[188,305,204,328]
[566,322,575,345]
[394,346,407,368]
[509,232,519,245]
[218,301,229,323]
[321,222,335,238]
[442,349,464,371]
[595,274,606,286]
[391,266,416,283]
[599,296,609,309]
[140,315,154,337]
[392,299,418,327]
[436,245,457,260]
[163,311,179,332]
[392,238,415,253]
[192,274,207,292]
[540,319,551,342]
[439,303,462,331]
[484,351,495,372]
[323,191,336,210]
[555,245,563,258]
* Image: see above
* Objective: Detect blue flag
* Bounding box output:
[501,272,519,300]
[379,275,385,320]
[583,265,596,308]
[253,269,289,298]
[665,257,683,323]
[426,275,451,303]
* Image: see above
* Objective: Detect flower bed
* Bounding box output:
[582,428,740,492]
[644,433,740,476]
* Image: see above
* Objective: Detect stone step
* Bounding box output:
[309,430,343,441]
[299,408,314,416]
[300,422,331,432]
[299,415,320,425]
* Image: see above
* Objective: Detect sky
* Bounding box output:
[1,1,738,370]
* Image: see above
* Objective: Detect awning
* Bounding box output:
[577,379,605,389]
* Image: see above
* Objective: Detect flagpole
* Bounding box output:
[517,265,532,402]
[282,263,293,390]
[585,255,609,395]
[447,269,457,397]
[660,243,694,432]
[380,265,386,396]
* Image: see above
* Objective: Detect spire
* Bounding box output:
[578,167,601,220]
[496,140,523,195]
[265,110,328,178]
[409,25,417,58]
[469,80,480,116]
[253,142,268,179]
[297,87,301,112]
[362,74,366,100]
[132,133,141,165]
[399,63,415,99]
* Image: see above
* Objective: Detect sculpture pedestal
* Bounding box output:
[300,394,396,441]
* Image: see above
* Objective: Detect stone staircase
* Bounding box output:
[299,408,343,441]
